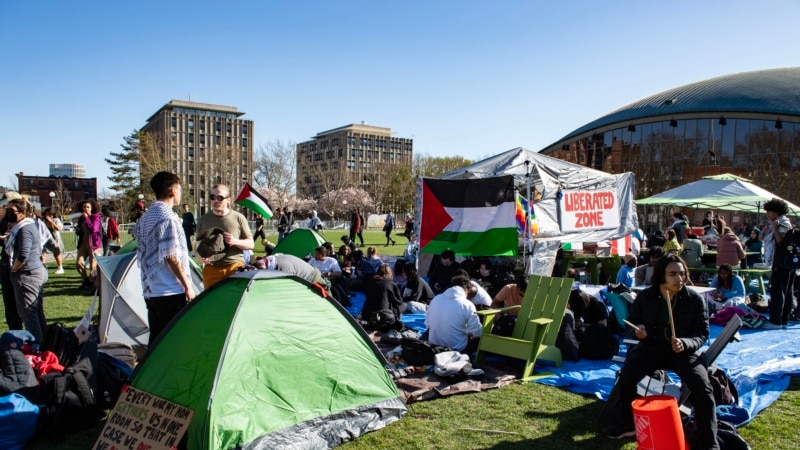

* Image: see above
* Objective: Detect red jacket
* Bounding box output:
[716,232,745,266]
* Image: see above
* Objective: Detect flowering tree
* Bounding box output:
[318,188,374,220]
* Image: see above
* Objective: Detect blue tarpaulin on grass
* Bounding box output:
[532,323,800,426]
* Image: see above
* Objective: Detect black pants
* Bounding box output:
[145,293,188,347]
[0,264,22,330]
[601,343,719,450]
[769,265,795,325]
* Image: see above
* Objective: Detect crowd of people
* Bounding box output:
[4,170,800,446]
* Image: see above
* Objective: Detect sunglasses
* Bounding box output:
[5,208,19,214]
[209,194,228,201]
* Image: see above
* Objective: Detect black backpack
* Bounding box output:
[774,227,800,270]
[400,338,450,366]
[95,352,132,410]
[41,323,81,368]
[578,323,620,360]
[37,346,104,439]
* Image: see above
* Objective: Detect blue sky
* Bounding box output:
[2,1,799,194]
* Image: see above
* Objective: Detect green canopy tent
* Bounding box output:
[272,228,327,258]
[636,173,800,216]
[127,270,406,449]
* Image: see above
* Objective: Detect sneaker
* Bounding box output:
[788,314,800,322]
[54,267,64,274]
[603,424,636,439]
[760,321,782,330]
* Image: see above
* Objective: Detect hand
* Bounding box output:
[634,325,647,339]
[185,286,196,302]
[222,231,234,245]
[671,337,684,353]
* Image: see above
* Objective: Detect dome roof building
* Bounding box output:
[540,67,800,225]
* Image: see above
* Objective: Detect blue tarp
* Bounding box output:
[345,288,800,426]
[532,323,800,426]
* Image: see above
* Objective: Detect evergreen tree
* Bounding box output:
[105,130,144,222]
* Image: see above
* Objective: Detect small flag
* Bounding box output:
[515,193,538,234]
[234,183,273,219]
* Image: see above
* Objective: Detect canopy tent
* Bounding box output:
[437,147,639,244]
[636,173,800,215]
[128,270,406,449]
[433,147,638,274]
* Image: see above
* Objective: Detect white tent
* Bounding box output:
[437,147,639,274]
[95,251,204,350]
[636,173,800,215]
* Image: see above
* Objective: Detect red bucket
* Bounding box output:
[632,395,685,450]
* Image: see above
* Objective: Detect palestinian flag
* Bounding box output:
[420,176,517,256]
[234,183,273,219]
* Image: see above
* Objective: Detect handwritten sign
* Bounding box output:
[94,386,194,450]
[559,189,620,233]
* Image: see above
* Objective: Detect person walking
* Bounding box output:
[41,207,65,274]
[383,211,396,246]
[75,199,103,291]
[101,206,120,256]
[181,204,196,252]
[135,172,196,346]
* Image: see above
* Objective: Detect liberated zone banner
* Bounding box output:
[94,386,194,450]
[559,189,620,233]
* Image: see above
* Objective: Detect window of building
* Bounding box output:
[188,148,194,158]
[188,120,194,130]
[242,138,247,147]
[215,122,221,133]
[332,138,339,147]
[226,123,232,134]
[188,134,194,144]
[199,135,205,145]
[171,118,177,129]
[226,136,232,146]
[215,135,221,145]
[242,124,248,136]
[199,121,205,132]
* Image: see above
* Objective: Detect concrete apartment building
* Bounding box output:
[141,100,254,215]
[296,123,413,203]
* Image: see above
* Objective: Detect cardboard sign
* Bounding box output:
[94,386,194,450]
[559,190,620,233]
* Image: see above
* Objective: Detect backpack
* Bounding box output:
[400,338,451,367]
[708,367,739,406]
[578,323,619,360]
[37,349,104,439]
[774,227,800,270]
[0,393,39,450]
[490,314,516,337]
[684,418,751,450]
[95,352,132,410]
[41,323,81,368]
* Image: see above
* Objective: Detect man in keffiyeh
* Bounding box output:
[135,172,196,347]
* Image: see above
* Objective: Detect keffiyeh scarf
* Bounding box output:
[135,201,189,294]
[4,217,34,262]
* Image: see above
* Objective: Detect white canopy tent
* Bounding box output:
[436,147,639,274]
[636,173,800,216]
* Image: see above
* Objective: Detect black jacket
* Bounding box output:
[628,285,709,354]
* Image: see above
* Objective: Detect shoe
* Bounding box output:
[79,279,89,289]
[760,321,782,330]
[392,240,396,245]
[788,314,800,322]
[603,425,636,440]
[54,267,64,274]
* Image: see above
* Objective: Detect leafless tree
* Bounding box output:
[253,139,296,202]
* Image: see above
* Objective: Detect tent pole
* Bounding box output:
[524,160,533,275]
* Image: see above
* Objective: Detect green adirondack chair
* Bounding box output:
[475,275,573,380]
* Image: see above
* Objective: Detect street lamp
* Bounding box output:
[49,191,56,208]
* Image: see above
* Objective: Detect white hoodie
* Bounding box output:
[425,286,483,351]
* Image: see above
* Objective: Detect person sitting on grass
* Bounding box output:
[707,263,746,312]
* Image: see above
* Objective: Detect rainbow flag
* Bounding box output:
[515,193,537,234]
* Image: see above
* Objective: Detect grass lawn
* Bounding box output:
[3,229,797,449]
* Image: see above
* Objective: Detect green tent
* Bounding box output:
[128,270,406,449]
[272,228,327,258]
